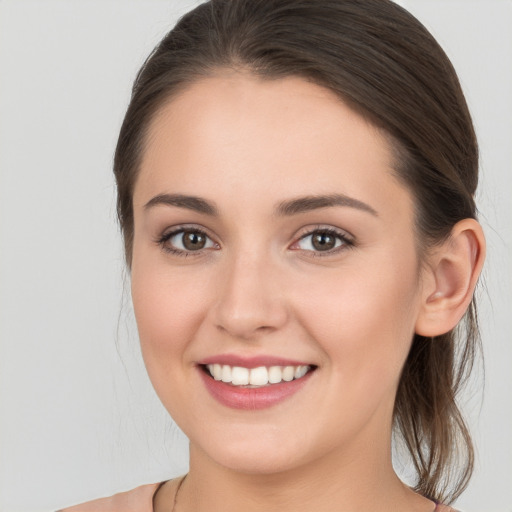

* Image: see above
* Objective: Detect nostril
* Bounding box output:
[214,322,277,341]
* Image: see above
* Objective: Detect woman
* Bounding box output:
[61,0,485,510]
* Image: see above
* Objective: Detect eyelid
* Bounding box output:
[155,223,355,258]
[155,224,220,257]
[295,224,355,242]
[289,225,355,257]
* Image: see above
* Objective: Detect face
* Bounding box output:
[131,73,425,475]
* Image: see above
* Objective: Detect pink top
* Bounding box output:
[58,480,459,512]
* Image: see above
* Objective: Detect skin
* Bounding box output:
[130,73,454,512]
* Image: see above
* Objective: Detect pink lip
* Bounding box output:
[197,364,315,411]
[198,354,313,369]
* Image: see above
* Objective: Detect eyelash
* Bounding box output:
[155,225,355,258]
[292,227,354,258]
[155,226,216,257]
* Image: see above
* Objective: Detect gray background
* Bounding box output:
[0,1,510,511]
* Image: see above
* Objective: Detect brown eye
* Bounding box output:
[294,228,352,255]
[311,232,337,251]
[161,228,217,255]
[182,230,207,250]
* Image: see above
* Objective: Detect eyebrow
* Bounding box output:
[144,193,378,217]
[144,194,218,215]
[275,194,378,217]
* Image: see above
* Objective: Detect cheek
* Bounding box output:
[130,257,210,374]
[292,251,420,383]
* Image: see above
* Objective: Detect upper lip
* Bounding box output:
[197,354,315,369]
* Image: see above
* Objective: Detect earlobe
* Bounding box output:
[415,218,485,337]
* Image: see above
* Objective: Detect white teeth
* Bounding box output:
[212,363,222,380]
[282,366,295,382]
[221,365,232,383]
[249,366,268,386]
[206,363,312,387]
[294,365,308,379]
[231,366,249,385]
[268,366,283,384]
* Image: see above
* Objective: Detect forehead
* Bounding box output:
[134,73,412,221]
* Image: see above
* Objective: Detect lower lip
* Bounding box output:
[198,367,314,410]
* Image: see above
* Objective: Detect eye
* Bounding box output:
[157,227,218,256]
[292,227,354,256]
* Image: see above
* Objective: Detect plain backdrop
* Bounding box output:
[0,1,510,511]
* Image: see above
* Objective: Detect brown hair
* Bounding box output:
[114,0,480,504]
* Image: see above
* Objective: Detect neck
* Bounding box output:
[176,434,431,512]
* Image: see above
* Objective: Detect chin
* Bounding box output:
[191,429,314,475]
[212,450,305,475]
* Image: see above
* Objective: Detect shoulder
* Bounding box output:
[58,482,164,512]
[436,505,461,512]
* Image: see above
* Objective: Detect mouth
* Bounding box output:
[200,363,316,388]
[196,355,318,409]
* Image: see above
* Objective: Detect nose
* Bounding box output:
[210,250,289,341]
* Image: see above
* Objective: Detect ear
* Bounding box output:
[415,218,485,337]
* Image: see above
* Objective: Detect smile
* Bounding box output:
[204,364,311,387]
[198,360,317,410]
